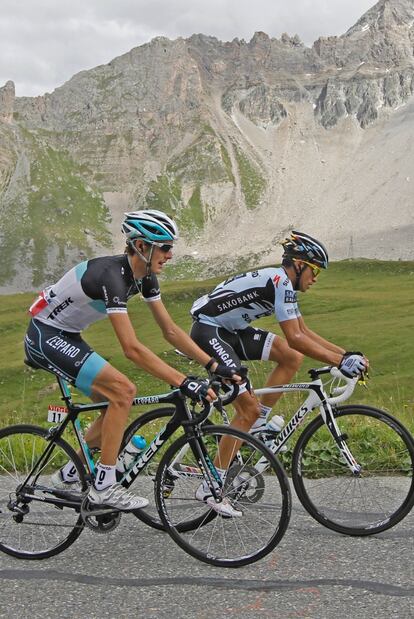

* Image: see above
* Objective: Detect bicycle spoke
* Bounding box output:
[292,406,414,535]
[0,425,86,559]
[156,425,291,567]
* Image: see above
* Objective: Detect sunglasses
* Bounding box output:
[301,260,321,277]
[149,241,174,253]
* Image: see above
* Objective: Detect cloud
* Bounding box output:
[0,0,376,97]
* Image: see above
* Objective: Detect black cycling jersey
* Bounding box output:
[29,254,161,332]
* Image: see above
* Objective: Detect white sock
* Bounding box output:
[61,461,79,482]
[95,463,117,490]
[259,404,273,421]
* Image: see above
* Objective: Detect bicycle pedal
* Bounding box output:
[162,482,175,498]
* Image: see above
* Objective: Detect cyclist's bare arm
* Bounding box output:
[296,317,369,368]
[297,316,346,355]
[279,317,343,366]
[109,312,187,387]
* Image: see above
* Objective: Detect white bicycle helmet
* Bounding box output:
[122,210,178,243]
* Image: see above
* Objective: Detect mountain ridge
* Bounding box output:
[1,0,414,292]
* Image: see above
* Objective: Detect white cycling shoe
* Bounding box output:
[51,469,81,491]
[88,483,149,511]
[195,483,242,518]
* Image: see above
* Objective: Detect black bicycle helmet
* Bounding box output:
[281,230,329,269]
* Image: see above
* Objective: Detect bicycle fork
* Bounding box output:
[184,427,223,501]
[320,403,362,475]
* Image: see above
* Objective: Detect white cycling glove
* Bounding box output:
[338,352,366,379]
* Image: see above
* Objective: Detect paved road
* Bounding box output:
[0,492,413,619]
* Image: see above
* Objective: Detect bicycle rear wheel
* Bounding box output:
[292,405,414,535]
[0,424,87,559]
[155,425,291,567]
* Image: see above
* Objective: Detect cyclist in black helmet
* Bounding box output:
[24,209,241,516]
[190,231,368,488]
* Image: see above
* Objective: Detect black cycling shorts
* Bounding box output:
[24,319,107,396]
[190,321,275,369]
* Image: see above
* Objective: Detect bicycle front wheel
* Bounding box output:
[0,424,87,559]
[155,425,291,567]
[292,405,414,535]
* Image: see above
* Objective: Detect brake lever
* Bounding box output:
[210,379,222,396]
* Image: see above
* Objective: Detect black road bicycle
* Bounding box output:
[0,365,291,567]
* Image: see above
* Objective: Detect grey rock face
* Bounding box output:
[0,81,15,123]
[1,0,414,291]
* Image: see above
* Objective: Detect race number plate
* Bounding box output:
[47,405,68,423]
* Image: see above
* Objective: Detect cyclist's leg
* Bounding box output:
[234,327,302,438]
[260,335,303,408]
[25,320,146,509]
[82,364,149,510]
[209,390,262,471]
[26,318,135,463]
[190,322,260,421]
[190,322,262,470]
[89,364,136,465]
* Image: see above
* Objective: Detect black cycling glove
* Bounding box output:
[179,377,210,402]
[205,358,248,383]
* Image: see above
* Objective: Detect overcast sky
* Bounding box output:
[1,0,376,97]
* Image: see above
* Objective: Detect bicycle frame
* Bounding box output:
[253,369,362,475]
[18,374,224,507]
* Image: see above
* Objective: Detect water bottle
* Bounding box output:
[266,414,285,432]
[265,415,287,452]
[116,435,147,473]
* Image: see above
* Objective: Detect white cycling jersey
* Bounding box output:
[190,267,301,331]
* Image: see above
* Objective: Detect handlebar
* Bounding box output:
[185,398,214,426]
[324,367,359,405]
[183,365,361,421]
[182,377,239,426]
[308,366,360,404]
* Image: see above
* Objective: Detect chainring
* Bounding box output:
[80,496,122,533]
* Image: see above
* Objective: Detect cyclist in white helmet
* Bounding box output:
[25,209,241,515]
[190,231,369,490]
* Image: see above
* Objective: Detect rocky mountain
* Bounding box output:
[1,0,414,292]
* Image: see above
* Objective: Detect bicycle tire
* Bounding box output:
[0,424,87,559]
[121,408,215,532]
[292,405,414,536]
[155,425,291,567]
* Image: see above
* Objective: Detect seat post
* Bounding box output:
[56,376,73,406]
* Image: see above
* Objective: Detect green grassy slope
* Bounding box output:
[0,127,111,288]
[0,261,413,432]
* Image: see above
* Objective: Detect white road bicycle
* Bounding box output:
[124,365,414,537]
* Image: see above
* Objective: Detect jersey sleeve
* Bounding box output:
[273,274,301,322]
[101,277,129,314]
[139,274,161,302]
[80,258,130,315]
